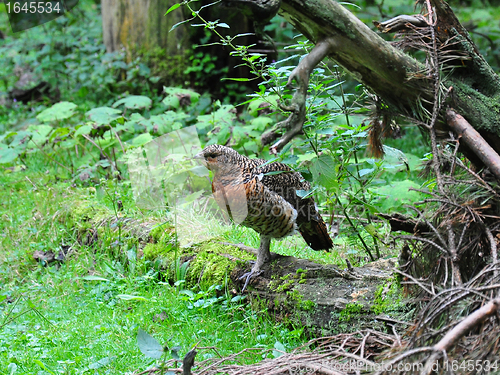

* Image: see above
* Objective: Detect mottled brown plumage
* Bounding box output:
[195,145,333,287]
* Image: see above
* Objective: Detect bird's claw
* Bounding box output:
[239,269,263,291]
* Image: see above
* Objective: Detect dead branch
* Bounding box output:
[423,298,500,372]
[484,227,499,279]
[373,14,427,33]
[446,108,500,180]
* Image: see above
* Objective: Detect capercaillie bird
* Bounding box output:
[195,145,333,288]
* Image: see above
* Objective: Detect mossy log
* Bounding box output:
[59,201,405,335]
[229,251,403,335]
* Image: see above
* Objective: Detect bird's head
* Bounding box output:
[194,145,242,172]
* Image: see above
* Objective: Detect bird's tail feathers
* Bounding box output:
[299,219,333,251]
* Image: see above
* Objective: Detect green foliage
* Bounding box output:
[371,280,407,315]
[36,101,78,122]
[339,302,364,322]
[0,174,305,373]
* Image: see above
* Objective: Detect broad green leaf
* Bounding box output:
[189,165,209,177]
[179,289,195,298]
[296,153,317,162]
[36,101,77,123]
[26,125,53,146]
[358,168,374,177]
[0,148,19,164]
[181,190,204,204]
[74,124,93,137]
[9,131,31,150]
[296,189,314,199]
[364,223,378,237]
[250,116,273,130]
[137,328,164,359]
[231,295,246,303]
[59,139,77,149]
[310,154,338,190]
[273,341,286,358]
[170,346,182,360]
[113,95,152,110]
[162,95,180,109]
[86,107,122,125]
[163,87,200,106]
[88,356,114,369]
[196,104,236,129]
[7,362,17,375]
[371,179,423,213]
[129,133,153,146]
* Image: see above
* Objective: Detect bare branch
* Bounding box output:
[446,109,500,180]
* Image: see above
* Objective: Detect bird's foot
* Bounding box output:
[239,267,263,292]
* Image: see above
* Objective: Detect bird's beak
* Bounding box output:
[193,151,206,166]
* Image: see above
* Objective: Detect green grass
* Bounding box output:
[0,172,308,374]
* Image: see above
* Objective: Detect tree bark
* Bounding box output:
[101,0,189,56]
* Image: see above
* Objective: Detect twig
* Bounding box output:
[434,297,500,350]
[484,227,499,279]
[393,268,435,295]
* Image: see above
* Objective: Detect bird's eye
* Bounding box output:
[206,152,218,158]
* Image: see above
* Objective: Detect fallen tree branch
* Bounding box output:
[434,298,500,351]
[446,108,500,180]
[423,298,500,374]
[373,14,427,33]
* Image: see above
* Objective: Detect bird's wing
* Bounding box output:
[211,164,297,239]
[240,176,298,239]
[255,160,333,250]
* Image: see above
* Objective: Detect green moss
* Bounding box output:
[64,200,109,231]
[296,268,308,284]
[140,47,189,87]
[286,290,316,311]
[185,240,254,289]
[269,274,294,293]
[371,279,405,315]
[143,242,175,261]
[339,302,364,322]
[269,269,309,292]
[149,223,175,244]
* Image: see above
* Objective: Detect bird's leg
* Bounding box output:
[239,236,272,291]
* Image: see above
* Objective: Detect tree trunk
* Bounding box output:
[101,0,191,87]
[101,0,189,56]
